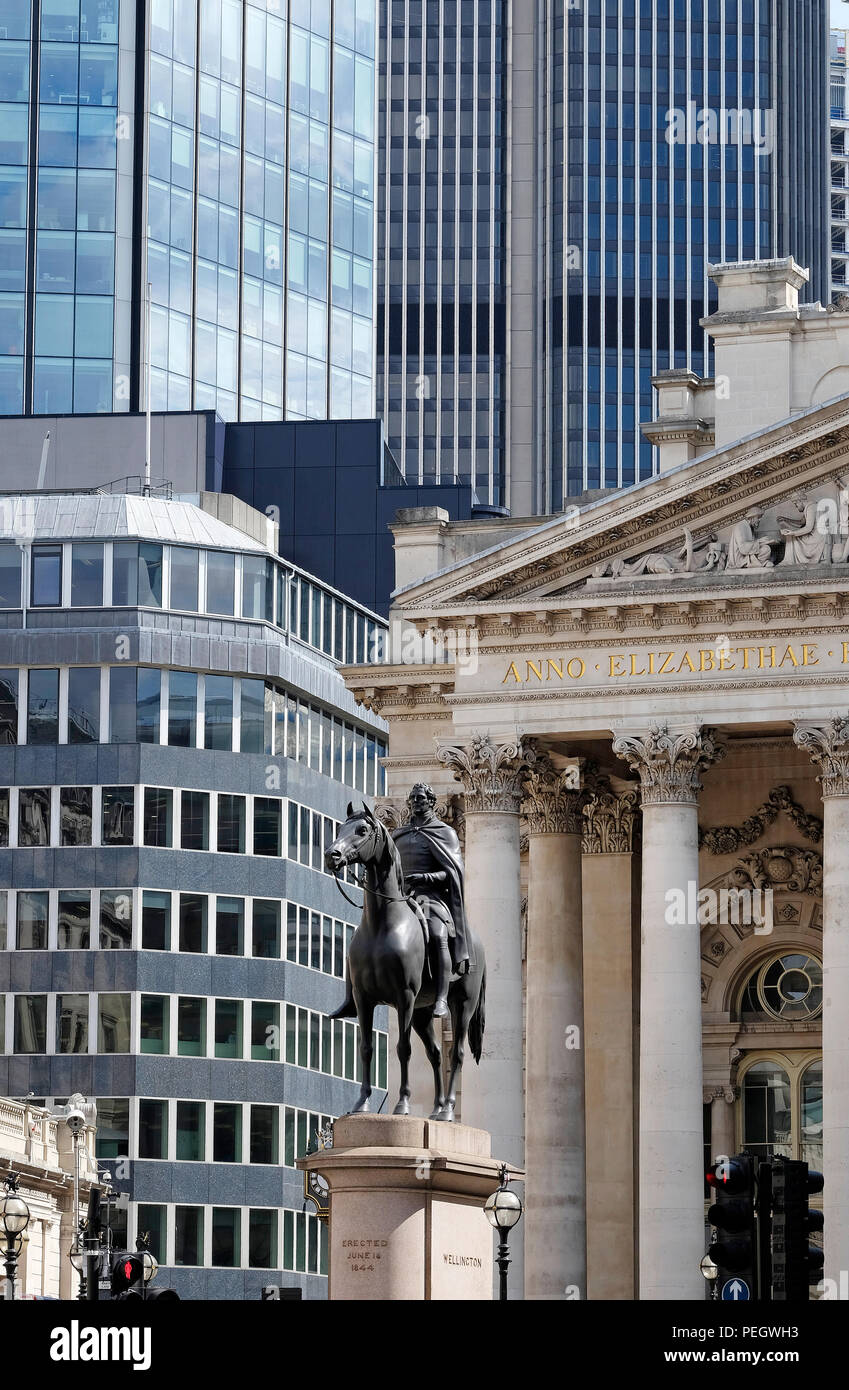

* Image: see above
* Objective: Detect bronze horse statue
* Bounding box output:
[325,802,486,1121]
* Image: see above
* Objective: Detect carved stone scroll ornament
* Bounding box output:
[582,780,640,854]
[611,724,726,806]
[521,750,589,836]
[436,732,539,814]
[699,784,823,854]
[793,718,849,798]
[724,845,823,896]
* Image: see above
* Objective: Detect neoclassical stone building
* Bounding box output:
[344,259,849,1300]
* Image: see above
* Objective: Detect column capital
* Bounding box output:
[437,732,536,813]
[522,752,590,835]
[703,1085,736,1105]
[582,779,640,854]
[793,717,849,797]
[611,723,726,806]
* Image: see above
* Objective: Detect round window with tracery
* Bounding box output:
[751,953,823,1021]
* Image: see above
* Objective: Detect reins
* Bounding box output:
[330,821,416,910]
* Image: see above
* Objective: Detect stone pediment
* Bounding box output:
[391,396,849,613]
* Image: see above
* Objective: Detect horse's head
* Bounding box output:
[324,801,384,875]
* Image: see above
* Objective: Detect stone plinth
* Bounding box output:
[297,1115,523,1300]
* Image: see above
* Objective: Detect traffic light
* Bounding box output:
[706,1154,760,1301]
[771,1157,824,1301]
[111,1251,145,1301]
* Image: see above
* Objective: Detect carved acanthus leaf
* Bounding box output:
[582,780,641,854]
[437,732,538,813]
[793,718,849,798]
[612,724,726,805]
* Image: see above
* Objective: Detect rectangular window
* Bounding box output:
[141,890,170,950]
[56,994,89,1053]
[140,995,169,1054]
[253,797,281,855]
[143,787,172,847]
[70,542,104,606]
[18,787,50,846]
[204,675,233,750]
[0,790,7,847]
[0,546,21,609]
[138,1098,168,1158]
[179,893,207,952]
[97,993,131,1052]
[251,1001,279,1061]
[168,670,197,746]
[67,667,100,743]
[206,551,235,615]
[212,1208,240,1267]
[60,786,92,845]
[27,668,59,742]
[136,668,161,742]
[57,890,90,948]
[239,677,264,753]
[175,1207,204,1266]
[99,890,133,949]
[94,1099,129,1160]
[249,1210,277,1269]
[177,996,206,1055]
[241,554,272,620]
[17,890,48,949]
[217,794,245,853]
[0,892,6,951]
[180,790,209,850]
[108,666,136,743]
[102,785,134,844]
[136,1206,166,1264]
[170,546,199,611]
[252,899,280,958]
[31,544,62,606]
[213,1102,242,1163]
[0,669,17,743]
[215,896,244,955]
[14,994,47,1052]
[139,542,163,606]
[112,542,137,605]
[214,999,243,1058]
[176,1101,205,1161]
[250,1105,278,1164]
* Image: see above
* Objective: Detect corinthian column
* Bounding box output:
[522,752,588,1300]
[612,724,725,1301]
[793,716,849,1292]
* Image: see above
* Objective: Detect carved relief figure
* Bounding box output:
[726,507,775,570]
[779,493,830,567]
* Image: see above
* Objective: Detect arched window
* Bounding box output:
[741,1061,791,1162]
[801,1061,823,1172]
[739,952,822,1023]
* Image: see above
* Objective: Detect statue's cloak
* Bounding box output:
[392,819,473,966]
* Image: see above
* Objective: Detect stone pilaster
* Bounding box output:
[521,751,588,1299]
[437,732,533,1298]
[704,1085,737,1163]
[612,724,725,1301]
[793,717,849,1290]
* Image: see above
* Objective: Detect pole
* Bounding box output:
[3,1242,19,1301]
[497,1236,511,1301]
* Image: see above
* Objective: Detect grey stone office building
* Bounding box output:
[0,486,389,1297]
[377,0,830,512]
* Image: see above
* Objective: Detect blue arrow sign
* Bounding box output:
[721,1278,751,1301]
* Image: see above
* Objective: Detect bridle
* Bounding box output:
[330,816,412,909]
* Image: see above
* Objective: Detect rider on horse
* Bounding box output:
[391,783,471,1018]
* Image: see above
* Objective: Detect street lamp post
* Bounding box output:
[1,1174,30,1301]
[484,1163,524,1302]
[69,1226,87,1300]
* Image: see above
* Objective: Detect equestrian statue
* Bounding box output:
[325,784,485,1121]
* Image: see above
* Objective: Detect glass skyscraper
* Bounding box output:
[377,0,830,513]
[0,0,377,422]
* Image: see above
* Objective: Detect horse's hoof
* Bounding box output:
[351,1100,370,1114]
[393,1100,410,1116]
[428,1106,446,1121]
[435,1104,455,1122]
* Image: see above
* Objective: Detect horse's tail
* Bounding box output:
[468,964,486,1065]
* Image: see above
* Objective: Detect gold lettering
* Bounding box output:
[802,644,819,667]
[718,649,736,671]
[647,653,656,675]
[629,654,646,677]
[778,645,799,669]
[546,659,563,681]
[699,650,715,672]
[678,652,696,673]
[502,662,522,685]
[609,655,626,678]
[566,657,585,680]
[658,652,675,674]
[758,646,776,670]
[526,660,543,682]
[843,642,849,666]
[736,646,757,670]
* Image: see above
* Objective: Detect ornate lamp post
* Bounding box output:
[69,1226,87,1300]
[484,1164,524,1301]
[1,1174,30,1301]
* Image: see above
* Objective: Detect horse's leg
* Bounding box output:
[393,988,416,1116]
[351,997,375,1114]
[440,983,475,1122]
[412,1009,444,1120]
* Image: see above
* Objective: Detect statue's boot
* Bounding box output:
[432,938,452,1018]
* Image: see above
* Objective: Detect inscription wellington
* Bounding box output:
[499,640,849,688]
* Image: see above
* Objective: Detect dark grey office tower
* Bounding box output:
[377,0,830,513]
